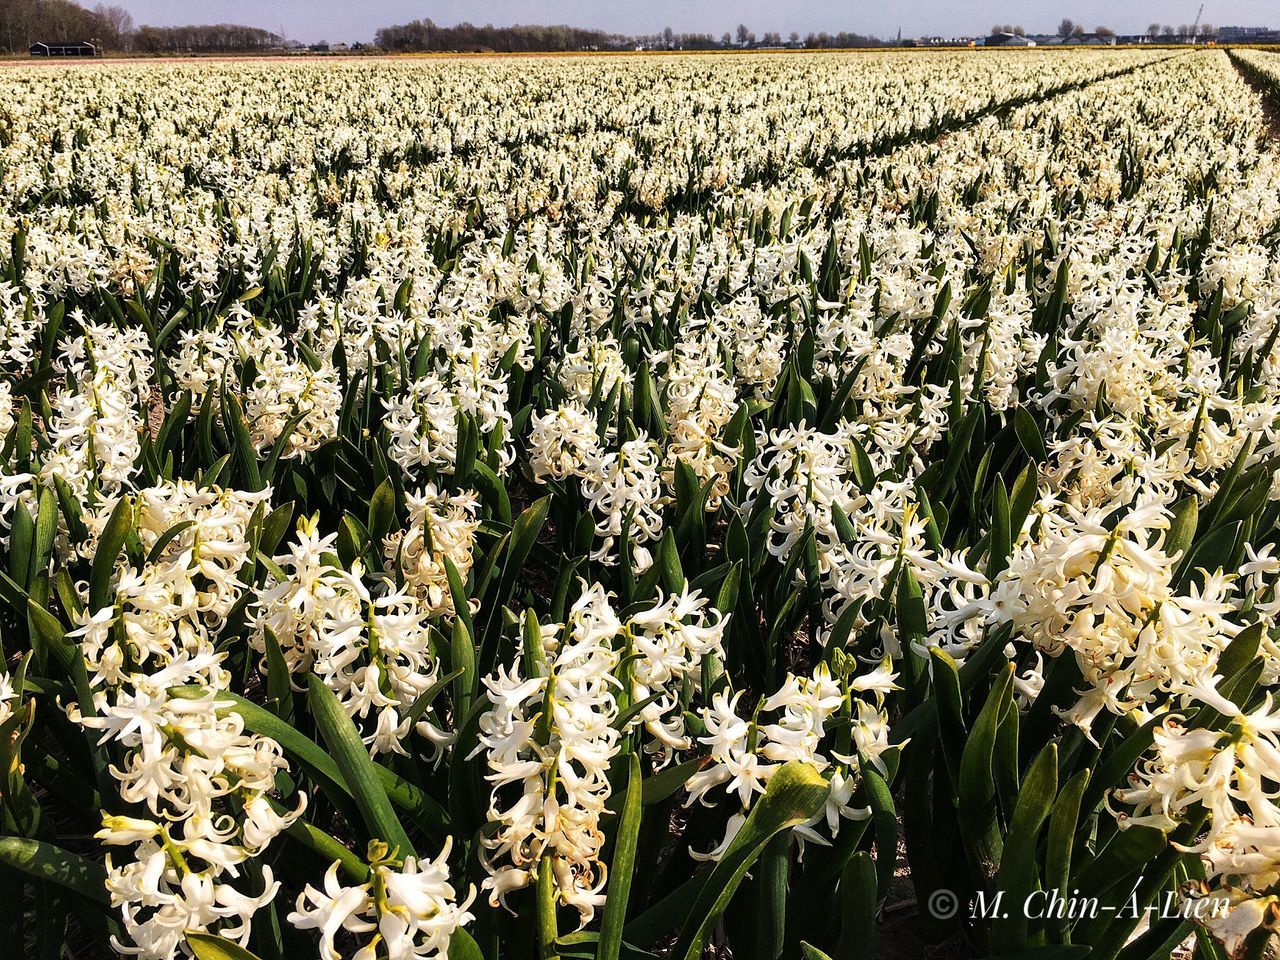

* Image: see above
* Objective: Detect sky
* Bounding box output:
[108,1,1280,44]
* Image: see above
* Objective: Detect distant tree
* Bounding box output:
[1058,18,1075,38]
[374,18,625,53]
[662,26,673,46]
[789,31,799,45]
[2,0,139,53]
[721,31,731,46]
[94,3,133,48]
[1148,23,1161,38]
[1013,25,1026,35]
[1095,26,1115,37]
[762,31,781,46]
[681,32,718,49]
[735,23,750,45]
[133,23,281,52]
[1162,25,1176,36]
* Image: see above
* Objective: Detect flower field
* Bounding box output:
[3,45,1280,960]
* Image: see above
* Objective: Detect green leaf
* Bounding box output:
[612,692,666,732]
[990,744,1058,953]
[449,930,487,960]
[1200,436,1254,534]
[261,626,294,721]
[404,667,465,727]
[471,462,512,525]
[337,515,367,569]
[930,647,967,782]
[145,520,196,567]
[1072,825,1166,898]
[497,496,550,607]
[176,686,446,833]
[199,454,232,490]
[1165,496,1198,565]
[1008,463,1037,542]
[278,807,369,882]
[186,932,266,960]
[1045,770,1089,942]
[987,478,1012,580]
[258,502,295,557]
[673,762,829,960]
[1193,926,1229,960]
[597,754,643,960]
[641,755,707,805]
[222,391,264,492]
[658,530,683,594]
[26,598,85,710]
[53,476,87,546]
[90,495,134,611]
[30,488,58,588]
[451,616,477,721]
[1014,406,1047,462]
[836,851,877,960]
[0,837,108,905]
[307,676,416,859]
[958,663,1014,879]
[522,607,550,680]
[1217,622,1264,687]
[863,764,897,903]
[367,479,396,552]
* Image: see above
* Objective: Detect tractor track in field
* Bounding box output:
[1228,51,1280,139]
[849,49,1193,167]
[639,50,1192,216]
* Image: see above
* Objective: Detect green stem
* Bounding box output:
[537,855,560,960]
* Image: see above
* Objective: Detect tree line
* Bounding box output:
[2,0,132,53]
[131,25,281,54]
[1145,22,1220,38]
[1,0,285,53]
[29,0,1231,58]
[375,19,885,53]
[2,0,900,56]
[373,21,625,53]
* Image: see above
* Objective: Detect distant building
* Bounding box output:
[984,32,1036,46]
[1044,33,1117,46]
[908,35,977,47]
[1219,26,1280,42]
[30,40,98,57]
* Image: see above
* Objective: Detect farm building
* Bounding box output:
[983,32,1037,46]
[29,40,98,57]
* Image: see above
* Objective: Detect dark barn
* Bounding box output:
[30,40,98,57]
